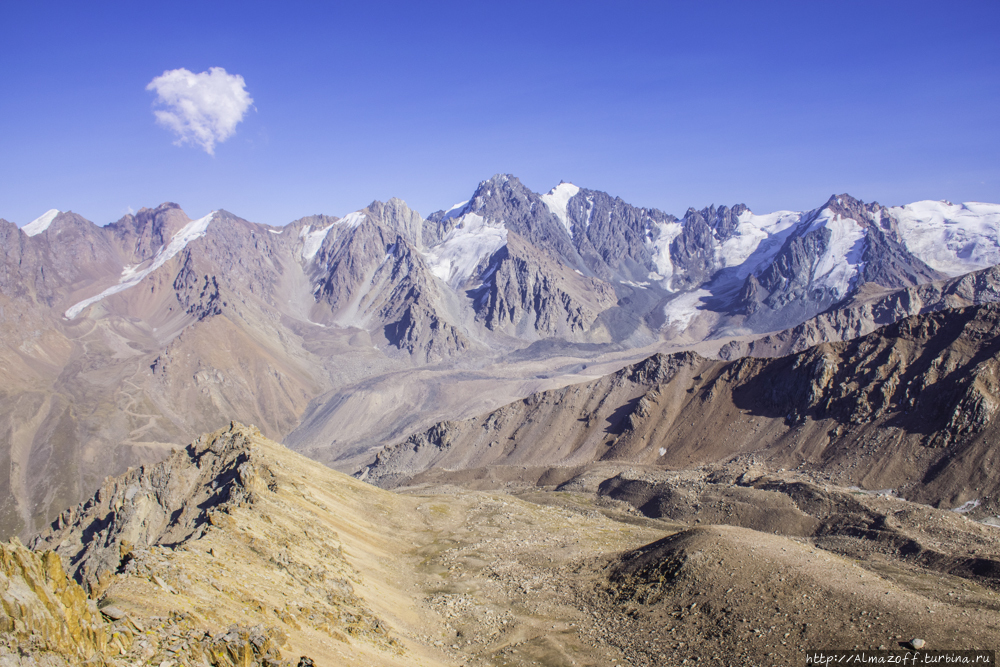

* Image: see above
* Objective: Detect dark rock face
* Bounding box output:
[465,175,575,259]
[474,236,615,338]
[669,208,718,290]
[173,252,225,321]
[569,190,671,281]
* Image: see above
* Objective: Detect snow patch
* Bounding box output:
[440,200,470,221]
[299,224,333,261]
[662,289,710,330]
[22,209,60,236]
[718,210,803,278]
[649,220,684,288]
[423,212,507,288]
[268,229,282,234]
[540,183,580,235]
[808,209,866,298]
[339,211,366,228]
[953,499,981,514]
[65,212,216,319]
[891,201,1000,276]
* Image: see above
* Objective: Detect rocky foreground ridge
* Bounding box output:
[13,423,409,666]
[1,423,1000,666]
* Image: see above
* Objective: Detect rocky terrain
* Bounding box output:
[720,263,1000,360]
[2,179,999,544]
[0,423,996,665]
[366,302,1000,522]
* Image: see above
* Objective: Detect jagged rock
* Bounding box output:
[0,538,107,661]
[475,234,615,339]
[30,422,277,593]
[26,423,402,665]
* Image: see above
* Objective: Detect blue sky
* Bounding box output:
[2,1,998,226]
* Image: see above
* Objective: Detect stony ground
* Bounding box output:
[6,426,1000,666]
[395,481,1000,667]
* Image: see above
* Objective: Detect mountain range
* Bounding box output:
[3,175,1000,665]
[2,175,1000,540]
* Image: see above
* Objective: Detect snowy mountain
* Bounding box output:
[3,177,1000,541]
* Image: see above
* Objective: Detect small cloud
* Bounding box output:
[146,67,253,155]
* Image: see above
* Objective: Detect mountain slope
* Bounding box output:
[366,302,1000,516]
[721,264,1000,359]
[10,423,1000,666]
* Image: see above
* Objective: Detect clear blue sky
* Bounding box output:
[2,1,998,226]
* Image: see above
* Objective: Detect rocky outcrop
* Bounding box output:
[26,423,401,665]
[0,538,107,662]
[31,422,277,594]
[173,250,226,320]
[475,233,616,339]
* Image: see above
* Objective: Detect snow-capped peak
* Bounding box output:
[299,211,367,262]
[540,183,581,235]
[22,209,60,236]
[439,200,470,221]
[65,212,216,319]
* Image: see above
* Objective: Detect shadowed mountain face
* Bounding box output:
[367,302,1000,518]
[1,179,999,542]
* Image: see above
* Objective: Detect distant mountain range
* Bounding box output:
[2,174,1000,538]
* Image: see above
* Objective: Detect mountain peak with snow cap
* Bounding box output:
[21,209,60,236]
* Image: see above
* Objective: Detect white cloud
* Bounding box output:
[146,67,253,155]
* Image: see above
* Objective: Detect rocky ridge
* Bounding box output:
[721,263,1000,360]
[366,302,1000,519]
[2,423,1000,665]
